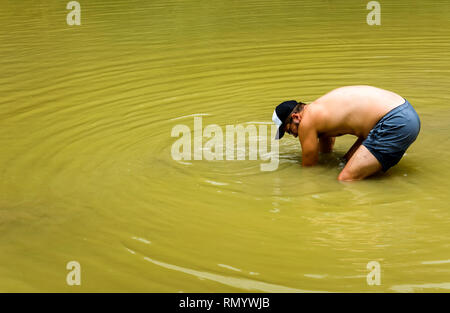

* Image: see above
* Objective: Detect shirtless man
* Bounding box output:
[272,86,421,181]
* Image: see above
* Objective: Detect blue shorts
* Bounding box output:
[362,99,421,172]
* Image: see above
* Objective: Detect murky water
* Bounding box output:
[1,0,450,292]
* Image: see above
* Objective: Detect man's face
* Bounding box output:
[284,114,300,138]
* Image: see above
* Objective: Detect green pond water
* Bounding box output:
[1,0,450,292]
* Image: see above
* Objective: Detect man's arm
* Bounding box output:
[319,137,335,153]
[343,137,364,161]
[299,123,319,166]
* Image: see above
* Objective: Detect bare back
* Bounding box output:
[304,85,405,138]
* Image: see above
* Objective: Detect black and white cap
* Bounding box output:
[272,100,298,139]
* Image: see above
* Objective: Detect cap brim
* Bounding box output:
[276,125,285,140]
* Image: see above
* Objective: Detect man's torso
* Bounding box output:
[303,85,406,139]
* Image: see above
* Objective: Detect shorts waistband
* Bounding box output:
[380,98,410,121]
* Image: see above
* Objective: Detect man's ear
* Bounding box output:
[291,113,301,123]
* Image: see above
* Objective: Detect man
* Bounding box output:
[272,85,421,181]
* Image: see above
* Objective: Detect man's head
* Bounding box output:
[272,100,307,139]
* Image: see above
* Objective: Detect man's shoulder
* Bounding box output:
[301,103,326,129]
